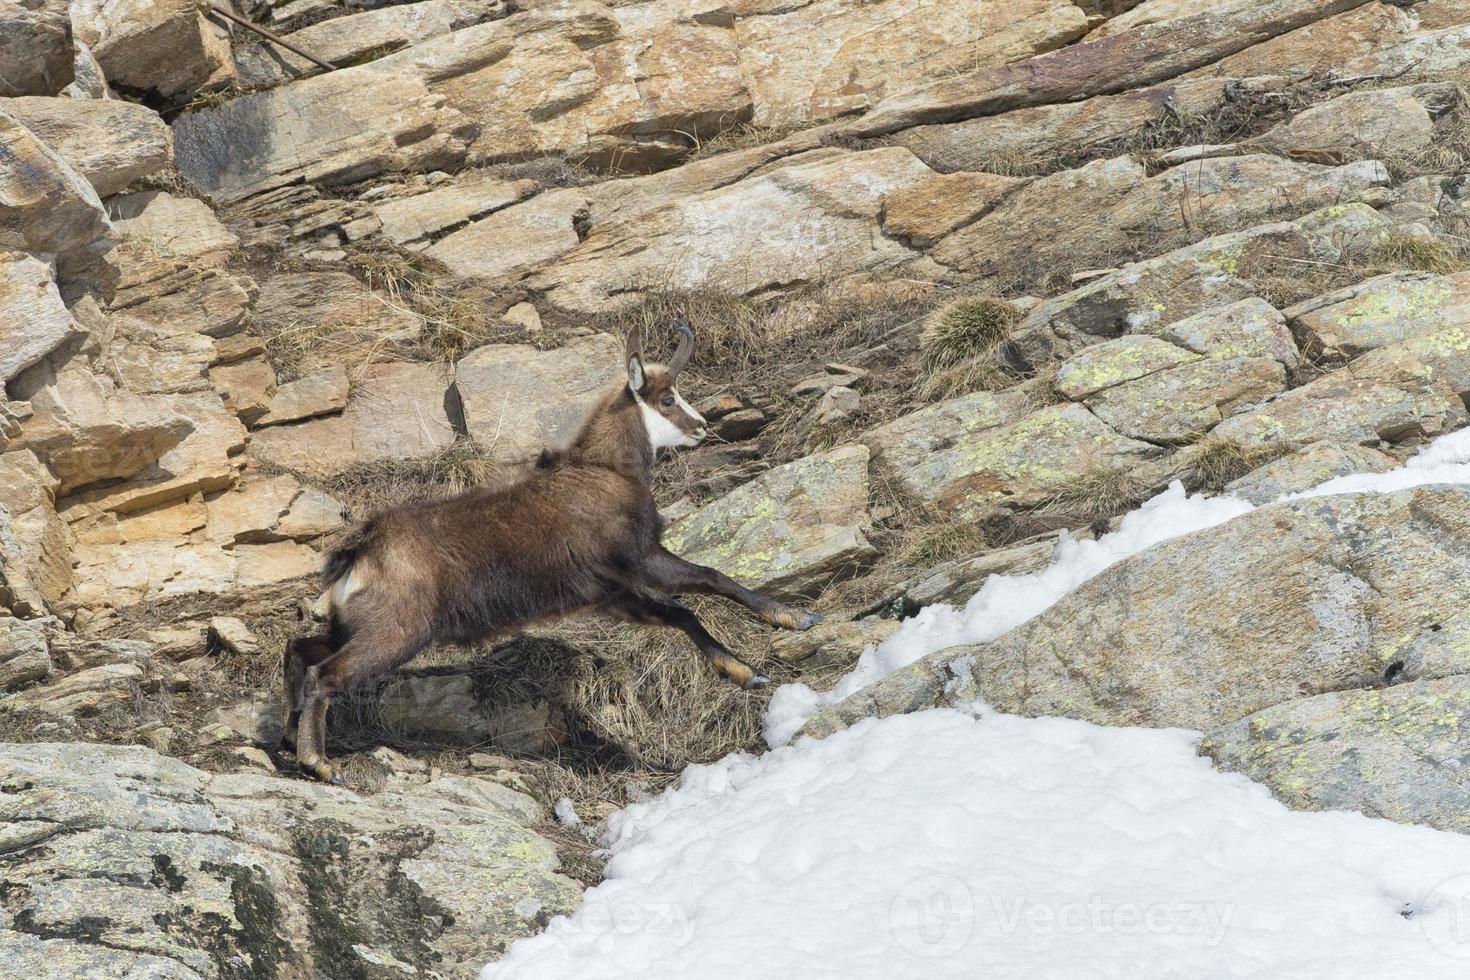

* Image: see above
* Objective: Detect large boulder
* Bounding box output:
[806,487,1470,738]
[0,616,52,689]
[663,445,875,599]
[70,0,236,97]
[0,742,580,977]
[455,334,622,464]
[3,96,170,197]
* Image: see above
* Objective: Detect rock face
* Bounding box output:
[455,334,622,464]
[0,742,580,977]
[0,0,73,97]
[1201,676,1470,833]
[664,445,875,599]
[805,487,1470,738]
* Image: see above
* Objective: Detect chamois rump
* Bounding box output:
[282,319,822,784]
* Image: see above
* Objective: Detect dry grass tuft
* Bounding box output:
[551,598,781,771]
[899,518,989,567]
[920,296,1020,371]
[1370,230,1465,275]
[346,245,510,362]
[1040,464,1153,522]
[325,441,503,518]
[1182,436,1286,492]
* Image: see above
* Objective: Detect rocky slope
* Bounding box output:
[6,0,1470,974]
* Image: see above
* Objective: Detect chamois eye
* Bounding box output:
[660,395,676,408]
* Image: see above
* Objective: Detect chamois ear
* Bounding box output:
[626,324,647,394]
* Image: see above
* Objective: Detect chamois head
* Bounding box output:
[626,318,707,450]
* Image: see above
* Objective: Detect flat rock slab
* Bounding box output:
[1287,271,1470,359]
[664,444,876,599]
[865,402,1161,519]
[526,148,935,312]
[249,361,459,479]
[0,741,580,977]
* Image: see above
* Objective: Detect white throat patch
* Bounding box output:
[634,389,704,450]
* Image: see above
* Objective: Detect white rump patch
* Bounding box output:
[329,567,365,608]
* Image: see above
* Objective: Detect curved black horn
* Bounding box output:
[667,317,694,375]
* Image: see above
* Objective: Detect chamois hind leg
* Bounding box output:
[615,594,769,690]
[281,635,333,754]
[644,548,822,632]
[296,623,428,786]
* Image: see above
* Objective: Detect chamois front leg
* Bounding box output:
[614,594,770,689]
[280,635,333,754]
[645,548,822,631]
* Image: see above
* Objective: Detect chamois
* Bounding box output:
[282,319,822,784]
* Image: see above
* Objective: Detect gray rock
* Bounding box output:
[1201,675,1470,833]
[1258,81,1463,162]
[663,445,876,599]
[0,617,52,690]
[1286,271,1470,359]
[865,402,1162,521]
[804,487,1470,738]
[0,741,580,976]
[1222,441,1397,504]
[1085,355,1286,443]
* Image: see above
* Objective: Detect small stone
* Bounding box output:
[503,301,543,331]
[713,408,767,441]
[208,617,260,658]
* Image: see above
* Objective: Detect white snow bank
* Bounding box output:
[483,708,1470,979]
[764,426,1470,746]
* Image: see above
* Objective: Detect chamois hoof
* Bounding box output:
[278,734,297,754]
[743,673,771,690]
[300,758,345,787]
[796,611,823,631]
